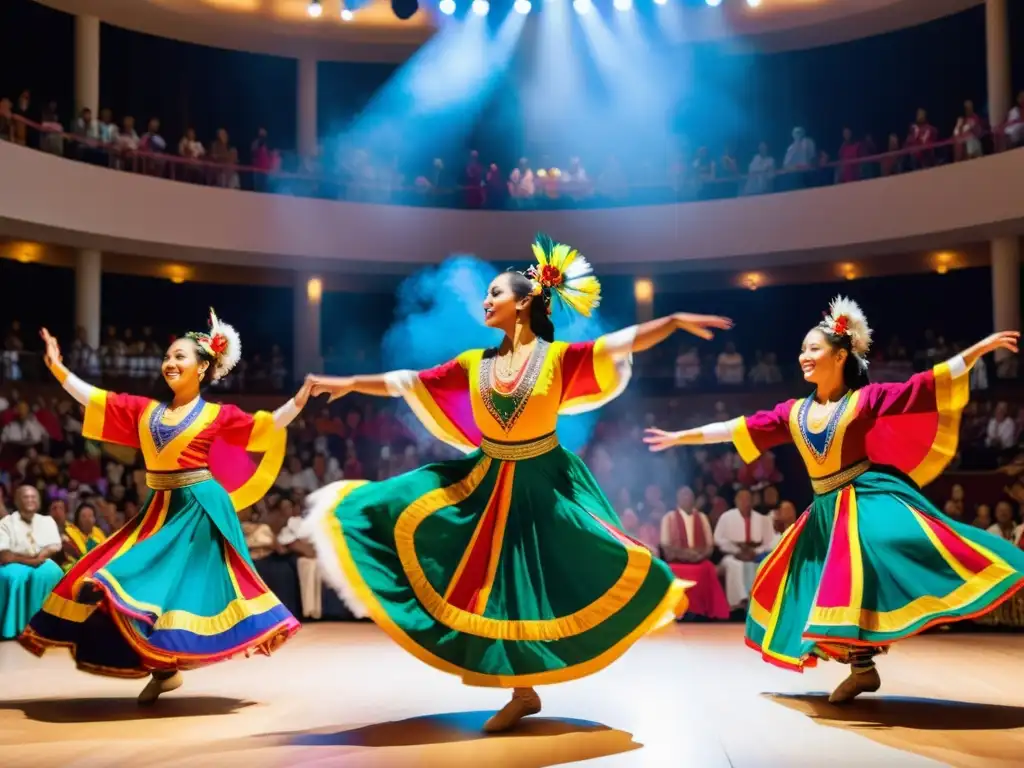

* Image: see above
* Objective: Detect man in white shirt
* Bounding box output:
[985,402,1016,450]
[714,489,774,610]
[0,402,48,451]
[0,485,63,639]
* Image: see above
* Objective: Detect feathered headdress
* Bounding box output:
[523,233,602,318]
[185,308,242,381]
[820,295,872,359]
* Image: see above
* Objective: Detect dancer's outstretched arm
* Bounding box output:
[305,372,391,402]
[626,312,733,355]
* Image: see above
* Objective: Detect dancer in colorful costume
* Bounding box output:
[20,312,307,704]
[305,235,731,732]
[645,297,1024,703]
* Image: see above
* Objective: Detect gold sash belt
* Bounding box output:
[810,460,870,495]
[480,432,560,461]
[146,469,213,490]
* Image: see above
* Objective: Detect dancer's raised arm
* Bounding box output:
[644,400,795,462]
[626,312,733,354]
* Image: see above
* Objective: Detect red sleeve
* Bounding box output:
[214,404,277,451]
[559,338,631,413]
[861,371,940,418]
[81,390,151,449]
[732,400,796,464]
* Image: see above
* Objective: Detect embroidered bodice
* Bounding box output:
[730,357,971,487]
[384,331,635,452]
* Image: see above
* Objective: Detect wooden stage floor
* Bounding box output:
[3,622,1024,768]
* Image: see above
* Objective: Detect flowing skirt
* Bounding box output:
[746,469,1024,671]
[19,479,299,677]
[306,447,690,688]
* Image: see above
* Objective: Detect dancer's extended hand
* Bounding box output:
[673,313,734,341]
[642,427,683,452]
[39,327,62,369]
[307,375,355,403]
[963,330,1019,370]
[294,377,314,409]
[975,330,1019,357]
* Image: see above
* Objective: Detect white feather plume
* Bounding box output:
[823,295,872,357]
[208,308,242,381]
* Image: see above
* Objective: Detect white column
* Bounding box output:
[294,273,323,378]
[986,0,1011,129]
[297,57,318,160]
[75,15,100,115]
[991,237,1020,343]
[76,249,102,349]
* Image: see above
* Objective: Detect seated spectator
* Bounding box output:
[743,141,775,196]
[714,489,773,611]
[659,485,729,620]
[767,500,798,550]
[715,342,745,385]
[987,500,1018,541]
[63,501,106,566]
[1006,90,1024,148]
[986,401,1016,450]
[674,345,701,388]
[0,485,63,639]
[276,498,321,620]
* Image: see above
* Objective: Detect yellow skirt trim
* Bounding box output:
[321,479,689,688]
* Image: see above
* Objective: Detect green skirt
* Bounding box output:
[746,469,1024,671]
[307,447,689,688]
[20,479,299,677]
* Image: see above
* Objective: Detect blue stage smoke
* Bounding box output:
[381,255,618,453]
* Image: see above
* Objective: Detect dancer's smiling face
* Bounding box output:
[482,273,531,330]
[799,328,847,386]
[162,338,209,395]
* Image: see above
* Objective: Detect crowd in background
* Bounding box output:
[3,86,1024,209]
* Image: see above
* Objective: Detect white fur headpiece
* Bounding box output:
[186,307,242,381]
[820,296,872,358]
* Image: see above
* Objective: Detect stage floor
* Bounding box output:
[3,623,1024,767]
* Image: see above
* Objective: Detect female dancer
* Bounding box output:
[20,311,307,704]
[645,296,1024,703]
[304,235,731,732]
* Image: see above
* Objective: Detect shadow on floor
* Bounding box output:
[766,693,1024,768]
[1,696,255,723]
[766,693,1024,730]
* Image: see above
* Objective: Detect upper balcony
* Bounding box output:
[2,118,1024,277]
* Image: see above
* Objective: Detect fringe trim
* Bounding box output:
[302,482,370,619]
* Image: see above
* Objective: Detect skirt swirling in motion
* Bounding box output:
[307,445,690,687]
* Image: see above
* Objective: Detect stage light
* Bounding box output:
[439,0,456,14]
[653,0,667,5]
[705,0,722,7]
[613,0,632,10]
[573,0,592,14]
[746,0,761,6]
[341,7,354,20]
[472,0,489,14]
[307,0,323,17]
[514,0,531,12]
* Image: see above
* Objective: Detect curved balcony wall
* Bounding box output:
[2,139,1024,272]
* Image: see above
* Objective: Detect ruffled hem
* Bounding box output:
[304,482,371,619]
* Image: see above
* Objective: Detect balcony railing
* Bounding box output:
[4,114,1022,211]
